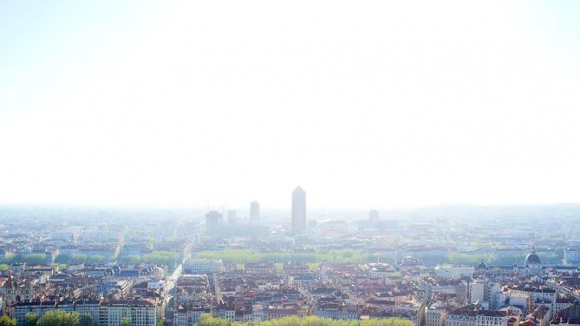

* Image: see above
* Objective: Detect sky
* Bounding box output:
[1,1,580,210]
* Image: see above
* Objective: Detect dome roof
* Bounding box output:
[476,260,487,270]
[525,253,541,265]
[525,247,541,265]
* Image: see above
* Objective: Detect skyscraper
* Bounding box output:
[205,211,223,227]
[250,201,260,223]
[292,186,306,234]
[369,209,379,222]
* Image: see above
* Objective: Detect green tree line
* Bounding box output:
[194,315,413,326]
[445,252,562,265]
[3,253,47,265]
[195,249,372,264]
[117,251,179,268]
[0,314,16,326]
[22,311,94,326]
[55,254,105,265]
[195,249,562,267]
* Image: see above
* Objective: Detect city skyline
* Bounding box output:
[2,202,579,326]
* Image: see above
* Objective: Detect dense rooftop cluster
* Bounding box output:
[1,206,580,326]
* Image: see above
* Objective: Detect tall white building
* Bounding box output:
[426,307,446,326]
[369,209,379,222]
[9,300,100,326]
[426,294,463,326]
[100,299,157,326]
[182,258,224,275]
[8,299,156,326]
[507,285,556,316]
[446,305,507,326]
[292,186,306,235]
[475,311,507,326]
[205,211,223,227]
[470,280,501,310]
[564,247,580,264]
[250,201,260,223]
[173,307,211,326]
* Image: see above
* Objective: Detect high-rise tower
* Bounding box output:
[205,211,223,227]
[292,186,306,234]
[250,201,260,223]
[369,209,379,222]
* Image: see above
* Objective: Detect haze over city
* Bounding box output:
[2,1,580,209]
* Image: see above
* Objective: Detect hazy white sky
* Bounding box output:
[1,1,580,209]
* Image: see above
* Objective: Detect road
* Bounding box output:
[165,263,182,301]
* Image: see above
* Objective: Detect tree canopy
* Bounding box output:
[0,315,16,326]
[5,253,46,265]
[26,313,39,326]
[117,251,179,268]
[78,314,93,326]
[194,315,414,326]
[195,249,372,264]
[38,310,80,326]
[121,317,133,326]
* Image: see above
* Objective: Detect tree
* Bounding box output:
[0,315,16,326]
[71,254,87,264]
[194,315,414,326]
[55,254,72,264]
[86,255,105,264]
[118,255,140,264]
[38,310,80,326]
[26,313,39,326]
[195,314,231,326]
[121,317,133,326]
[156,319,165,326]
[143,251,179,268]
[79,314,93,326]
[5,254,46,265]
